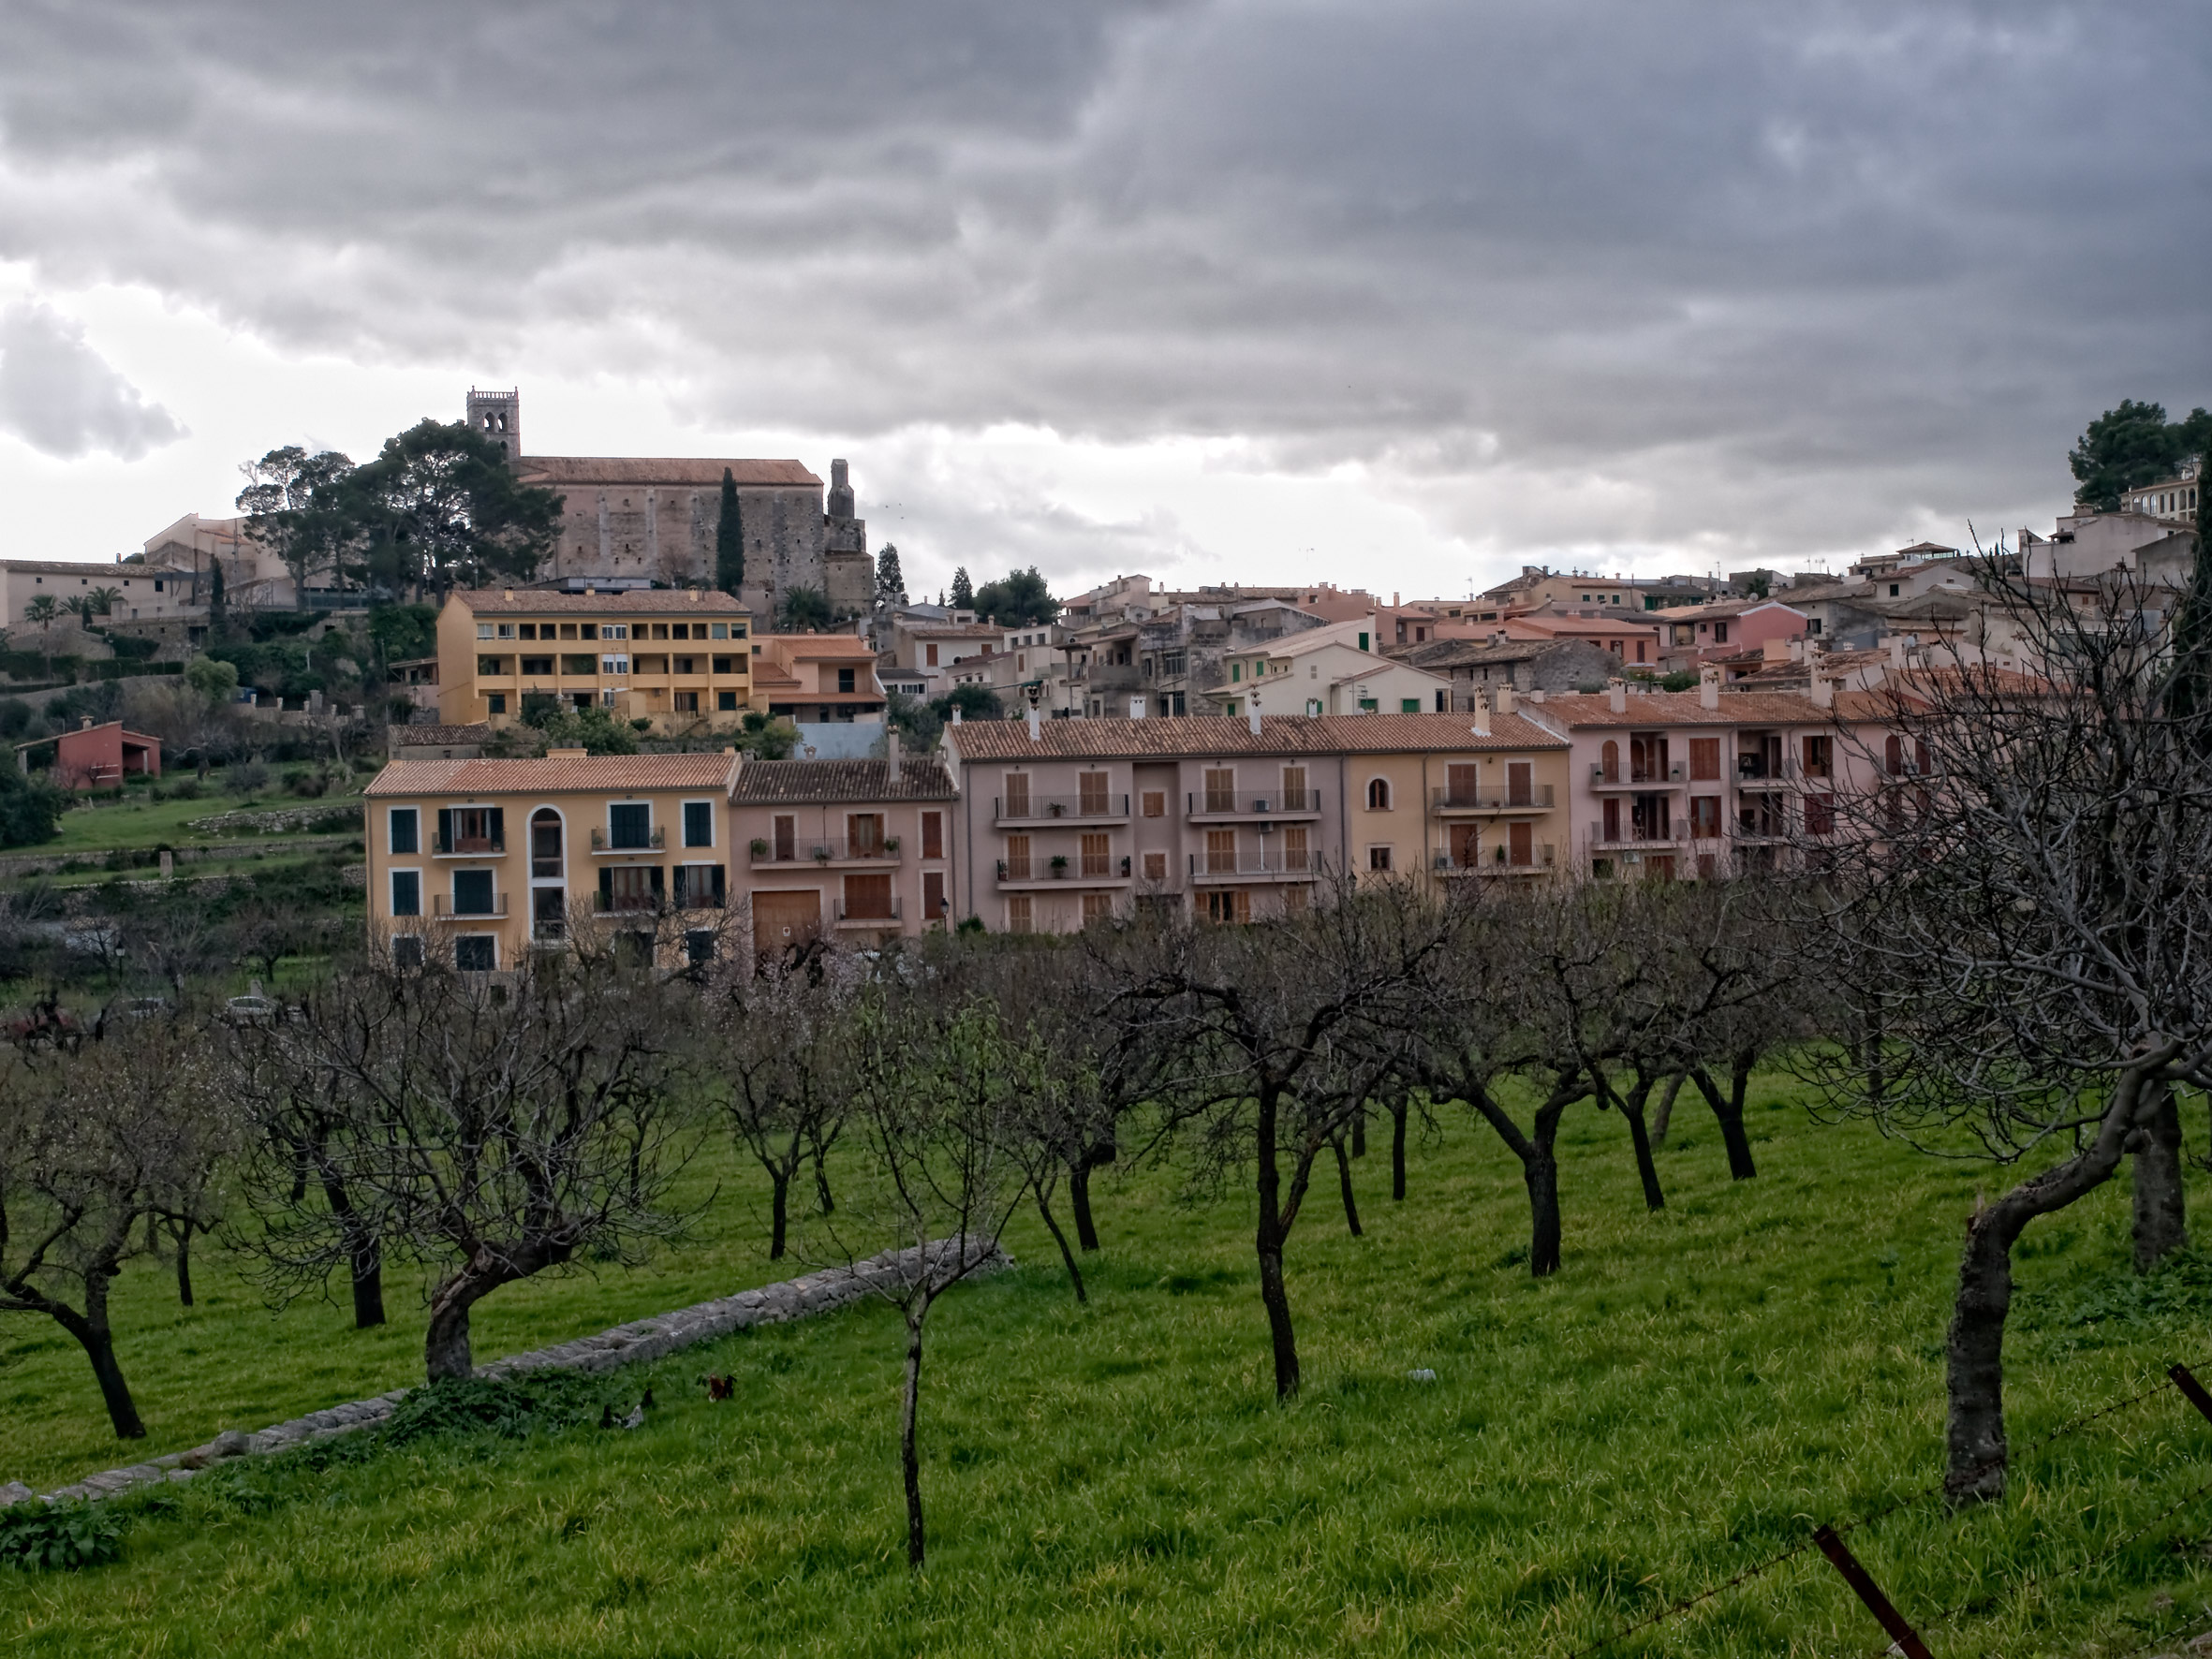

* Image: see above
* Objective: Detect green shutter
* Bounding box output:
[436,808,453,853]
[488,807,505,847]
[597,870,612,910]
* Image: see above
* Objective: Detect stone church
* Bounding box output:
[466,389,875,619]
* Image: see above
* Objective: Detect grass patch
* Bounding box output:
[5,1079,2212,1653]
[32,782,366,858]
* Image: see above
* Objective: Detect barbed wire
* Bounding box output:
[1565,1358,2203,1658]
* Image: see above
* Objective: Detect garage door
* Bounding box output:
[752,889,821,955]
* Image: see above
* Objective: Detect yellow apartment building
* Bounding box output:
[363,750,742,973]
[436,588,753,733]
[1337,705,1572,887]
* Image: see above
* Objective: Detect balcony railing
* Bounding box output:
[995,794,1129,822]
[1586,819,1688,851]
[1431,785,1554,811]
[433,832,505,855]
[1187,789,1318,815]
[1591,764,1686,787]
[751,839,899,865]
[996,855,1132,884]
[590,827,665,852]
[836,897,903,923]
[1189,849,1319,878]
[432,893,509,918]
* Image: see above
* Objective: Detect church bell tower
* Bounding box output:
[466,387,521,461]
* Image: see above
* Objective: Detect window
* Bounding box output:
[454,936,496,972]
[1357,632,1369,652]
[1081,832,1111,878]
[451,870,495,916]
[1885,735,1904,776]
[1082,893,1113,926]
[438,806,504,854]
[844,873,894,919]
[1007,894,1033,933]
[604,624,628,640]
[478,656,506,675]
[686,930,717,966]
[1283,825,1310,871]
[1283,885,1308,917]
[772,815,795,860]
[713,655,736,673]
[683,801,715,848]
[922,812,943,859]
[601,865,661,912]
[1142,790,1165,818]
[674,864,726,908]
[1400,697,1421,713]
[1367,844,1394,873]
[602,656,629,675]
[673,656,697,675]
[1004,773,1030,818]
[837,668,856,694]
[718,691,739,712]
[1231,662,1242,683]
[1281,767,1308,810]
[1205,889,1252,924]
[496,624,515,639]
[673,691,700,713]
[925,643,939,667]
[1714,623,1729,644]
[391,869,421,917]
[1205,829,1236,874]
[1802,735,1833,779]
[581,624,599,640]
[521,655,554,675]
[1306,698,1323,715]
[712,623,730,639]
[1203,768,1236,813]
[1508,822,1533,867]
[1806,793,1836,836]
[1079,771,1111,815]
[1143,851,1168,881]
[1365,777,1392,811]
[1689,795,1721,837]
[391,935,424,968]
[1889,583,1900,597]
[922,870,947,918]
[1004,834,1032,881]
[848,813,885,857]
[389,808,420,854]
[610,803,653,849]
[1358,698,1379,713]
[562,653,597,675]
[488,694,508,715]
[477,623,494,639]
[1689,738,1721,782]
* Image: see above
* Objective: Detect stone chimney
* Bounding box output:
[1472,690,1492,737]
[886,727,901,764]
[1607,678,1627,713]
[80,716,92,730]
[1700,666,1720,710]
[1788,638,1805,663]
[951,706,962,725]
[1495,683,1515,715]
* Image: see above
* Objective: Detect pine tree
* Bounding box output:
[715,468,745,597]
[949,566,974,609]
[875,543,907,611]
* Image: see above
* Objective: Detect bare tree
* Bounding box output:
[0,1012,233,1438]
[816,981,1028,1569]
[1801,558,2212,1503]
[243,948,700,1380]
[1105,878,1448,1398]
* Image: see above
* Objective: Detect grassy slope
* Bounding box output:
[7,1082,2212,1655]
[35,782,363,856]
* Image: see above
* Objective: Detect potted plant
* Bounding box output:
[883,836,901,854]
[812,845,833,863]
[1050,855,1069,877]
[1046,801,1066,817]
[749,837,770,857]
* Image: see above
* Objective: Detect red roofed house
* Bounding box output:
[51,719,161,790]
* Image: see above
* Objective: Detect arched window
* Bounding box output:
[1366,777,1393,811]
[1600,740,1620,784]
[530,808,564,878]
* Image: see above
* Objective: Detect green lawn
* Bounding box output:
[34,781,363,857]
[6,1082,2212,1655]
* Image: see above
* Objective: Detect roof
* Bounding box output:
[1647,596,1806,624]
[17,721,160,753]
[449,589,750,616]
[1526,690,1832,728]
[365,754,741,797]
[514,457,820,489]
[1400,637,1597,668]
[390,722,493,746]
[755,633,877,658]
[2,560,141,578]
[945,713,1566,761]
[730,757,957,805]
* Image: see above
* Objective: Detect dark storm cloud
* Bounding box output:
[0,0,2204,560]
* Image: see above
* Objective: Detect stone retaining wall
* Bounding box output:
[0,1237,1007,1510]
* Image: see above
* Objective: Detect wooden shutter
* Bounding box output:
[436,808,453,852]
[597,869,612,909]
[1446,763,1478,805]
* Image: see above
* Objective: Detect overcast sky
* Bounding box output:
[0,1,2205,600]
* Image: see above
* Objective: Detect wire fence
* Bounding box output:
[1562,1359,2212,1658]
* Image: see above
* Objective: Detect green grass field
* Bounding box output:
[33,778,363,857]
[6,1080,2212,1655]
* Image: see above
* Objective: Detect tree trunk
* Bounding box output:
[1069,1162,1100,1254]
[1255,1083,1300,1399]
[769,1169,790,1261]
[901,1303,928,1569]
[1037,1180,1086,1304]
[351,1242,386,1330]
[1651,1071,1687,1146]
[66,1275,146,1440]
[1390,1097,1408,1201]
[1620,1087,1665,1212]
[173,1220,195,1307]
[1350,1109,1366,1158]
[1526,1142,1562,1277]
[1691,1062,1758,1182]
[1333,1135,1364,1237]
[1945,1071,2153,1503]
[813,1143,835,1216]
[2131,1083,2187,1272]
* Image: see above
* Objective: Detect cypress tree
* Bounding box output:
[875,542,907,610]
[949,565,974,609]
[715,468,745,597]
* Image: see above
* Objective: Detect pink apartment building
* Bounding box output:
[1523,670,1895,879]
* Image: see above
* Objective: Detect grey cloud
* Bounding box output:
[0,0,2203,569]
[0,301,184,461]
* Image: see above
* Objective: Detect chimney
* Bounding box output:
[1471,691,1491,738]
[1810,669,1834,710]
[1789,638,1805,663]
[80,716,93,730]
[951,706,962,724]
[503,588,513,600]
[1607,678,1627,713]
[1246,701,1262,736]
[1026,706,1041,741]
[1699,666,1720,710]
[1495,683,1515,715]
[1888,635,1908,668]
[886,727,901,764]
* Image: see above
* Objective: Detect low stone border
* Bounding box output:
[2,1237,1009,1509]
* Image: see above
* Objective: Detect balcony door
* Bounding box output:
[530,809,563,877]
[1446,763,1478,807]
[1507,762,1532,807]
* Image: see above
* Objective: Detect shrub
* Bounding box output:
[226,760,272,797]
[0,1501,125,1572]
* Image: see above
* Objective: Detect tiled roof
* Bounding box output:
[944,713,1565,760]
[1526,690,1831,727]
[452,589,750,615]
[514,457,820,489]
[365,754,741,797]
[730,758,957,804]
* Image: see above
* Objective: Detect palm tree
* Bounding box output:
[85,587,121,618]
[23,595,57,631]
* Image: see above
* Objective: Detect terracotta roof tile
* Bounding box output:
[452,589,751,616]
[514,457,820,489]
[730,758,957,804]
[365,755,740,797]
[944,713,1565,761]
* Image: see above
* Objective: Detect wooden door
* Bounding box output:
[752,890,821,954]
[1446,763,1478,807]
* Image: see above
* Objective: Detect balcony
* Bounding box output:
[996,855,1133,890]
[1186,789,1322,820]
[1735,756,1798,790]
[433,832,505,856]
[835,897,903,926]
[1590,765,1685,790]
[1431,785,1555,813]
[1586,819,1688,853]
[1189,849,1320,884]
[431,894,509,918]
[995,794,1129,825]
[591,827,665,853]
[750,839,900,868]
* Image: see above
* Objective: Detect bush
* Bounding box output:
[226,760,272,797]
[0,767,66,848]
[378,1373,612,1448]
[0,1500,125,1572]
[153,778,203,802]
